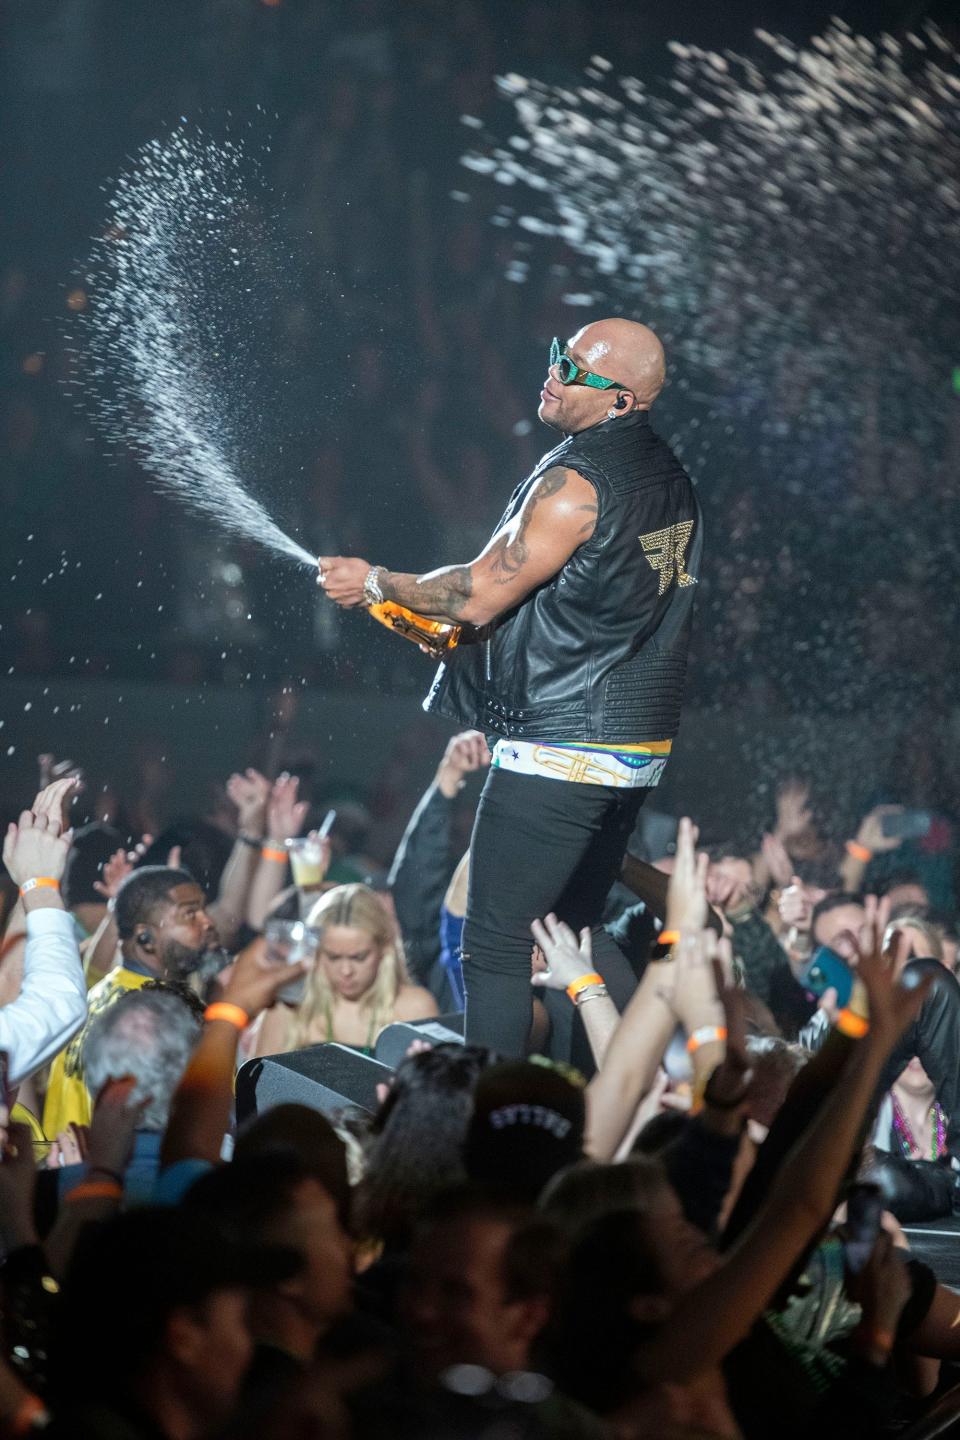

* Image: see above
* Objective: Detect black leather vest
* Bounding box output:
[423,411,702,744]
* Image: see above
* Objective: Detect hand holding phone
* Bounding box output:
[844,1182,884,1274]
[801,945,854,1009]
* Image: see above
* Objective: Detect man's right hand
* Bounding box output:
[436,730,491,799]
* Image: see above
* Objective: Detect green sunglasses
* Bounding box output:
[550,337,626,390]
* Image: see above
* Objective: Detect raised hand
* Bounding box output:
[93,846,134,900]
[851,896,934,1049]
[3,803,73,888]
[530,913,595,990]
[267,773,309,842]
[226,768,270,836]
[854,805,906,856]
[436,730,491,798]
[777,875,826,933]
[665,817,709,935]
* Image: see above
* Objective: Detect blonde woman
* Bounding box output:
[255,883,438,1056]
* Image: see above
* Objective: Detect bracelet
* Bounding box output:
[837,1007,869,1038]
[237,831,263,850]
[261,846,288,864]
[10,1394,46,1436]
[87,1165,124,1186]
[363,565,385,606]
[18,877,60,897]
[657,929,681,947]
[205,1001,250,1030]
[566,972,605,1002]
[846,839,873,863]
[66,1180,123,1203]
[687,1025,727,1054]
[575,984,610,1005]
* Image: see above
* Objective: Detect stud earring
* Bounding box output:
[607,407,618,419]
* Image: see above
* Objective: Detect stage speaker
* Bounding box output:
[374,1012,465,1068]
[236,1043,394,1124]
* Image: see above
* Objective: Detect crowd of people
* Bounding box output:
[1,732,960,1438]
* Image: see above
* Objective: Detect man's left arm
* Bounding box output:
[317,465,598,627]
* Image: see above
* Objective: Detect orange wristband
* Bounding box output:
[18,877,60,897]
[837,1007,869,1038]
[566,972,605,1002]
[845,839,872,864]
[657,929,681,947]
[261,846,288,863]
[205,1001,250,1030]
[66,1180,123,1203]
[10,1394,46,1436]
[687,1025,727,1054]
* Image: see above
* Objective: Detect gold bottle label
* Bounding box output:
[367,602,461,657]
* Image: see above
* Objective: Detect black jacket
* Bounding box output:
[424,410,702,744]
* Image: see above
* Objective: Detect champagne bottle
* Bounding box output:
[366,601,460,658]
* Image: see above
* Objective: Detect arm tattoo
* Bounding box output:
[488,466,571,587]
[379,564,474,620]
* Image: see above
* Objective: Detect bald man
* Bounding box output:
[318,319,702,1059]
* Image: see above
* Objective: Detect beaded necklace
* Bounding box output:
[891,1093,947,1160]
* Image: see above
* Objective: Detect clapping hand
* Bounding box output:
[267,773,309,842]
[226,768,271,836]
[3,780,76,889]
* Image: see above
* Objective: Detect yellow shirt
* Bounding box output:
[42,966,152,1135]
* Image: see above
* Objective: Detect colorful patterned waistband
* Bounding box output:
[492,738,671,788]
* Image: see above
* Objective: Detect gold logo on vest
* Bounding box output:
[639,521,696,596]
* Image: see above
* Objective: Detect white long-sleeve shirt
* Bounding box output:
[0,907,87,1086]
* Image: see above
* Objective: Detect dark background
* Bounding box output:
[1,0,958,859]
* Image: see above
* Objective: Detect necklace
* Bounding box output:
[891,1093,947,1161]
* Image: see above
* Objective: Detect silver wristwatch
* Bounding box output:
[362,566,385,606]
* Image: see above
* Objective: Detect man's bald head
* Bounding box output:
[538,317,666,435]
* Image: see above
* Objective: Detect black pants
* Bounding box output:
[461,766,646,1058]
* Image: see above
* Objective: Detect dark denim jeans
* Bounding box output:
[461,765,646,1058]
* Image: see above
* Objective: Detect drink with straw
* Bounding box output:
[285,809,335,892]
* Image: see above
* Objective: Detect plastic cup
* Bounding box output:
[264,919,319,1006]
[286,835,326,890]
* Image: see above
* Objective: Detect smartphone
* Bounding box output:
[845,1182,883,1274]
[800,945,854,1009]
[881,809,932,841]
